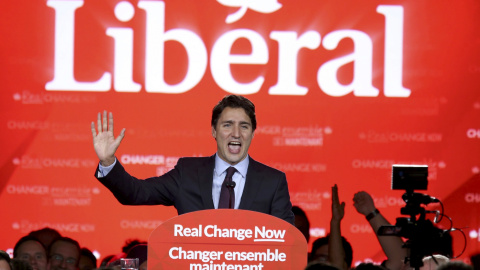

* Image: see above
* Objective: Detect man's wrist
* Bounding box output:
[100,157,116,167]
[365,209,380,221]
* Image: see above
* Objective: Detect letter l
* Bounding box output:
[377,5,411,97]
[46,0,111,91]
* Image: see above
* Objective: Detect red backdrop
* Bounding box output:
[1,0,480,265]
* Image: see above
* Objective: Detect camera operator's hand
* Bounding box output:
[353,191,376,217]
[353,190,407,270]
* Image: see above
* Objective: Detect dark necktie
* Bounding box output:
[218,166,237,209]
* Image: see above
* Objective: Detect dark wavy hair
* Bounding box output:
[211,95,256,131]
[14,235,46,258]
[0,250,11,263]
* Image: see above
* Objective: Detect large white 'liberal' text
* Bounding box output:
[46,1,410,97]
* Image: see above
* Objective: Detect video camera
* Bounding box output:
[378,165,450,269]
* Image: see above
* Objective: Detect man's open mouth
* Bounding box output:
[228,142,241,153]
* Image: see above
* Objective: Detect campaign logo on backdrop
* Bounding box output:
[6,185,99,207]
[120,219,164,230]
[465,193,480,203]
[13,220,96,234]
[373,195,405,208]
[467,129,480,139]
[13,91,97,104]
[351,159,445,181]
[12,156,97,169]
[359,131,442,143]
[255,125,331,147]
[7,121,92,142]
[310,227,327,238]
[350,224,374,234]
[469,229,480,242]
[271,162,327,173]
[290,189,328,211]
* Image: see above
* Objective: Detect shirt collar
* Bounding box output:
[214,153,249,178]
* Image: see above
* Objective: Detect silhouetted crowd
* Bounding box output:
[0,229,147,270]
[1,187,479,270]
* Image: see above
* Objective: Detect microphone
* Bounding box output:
[226,181,236,188]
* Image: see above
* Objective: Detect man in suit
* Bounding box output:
[91,95,294,224]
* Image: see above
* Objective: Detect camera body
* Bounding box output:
[378,164,446,269]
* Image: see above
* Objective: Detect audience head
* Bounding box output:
[121,240,146,254]
[78,248,96,270]
[436,261,473,270]
[211,95,257,132]
[105,254,126,268]
[28,228,61,250]
[355,263,388,270]
[47,237,81,270]
[0,250,12,270]
[99,255,115,268]
[305,261,339,270]
[126,244,147,270]
[309,235,353,268]
[292,206,311,243]
[423,255,450,270]
[13,236,47,270]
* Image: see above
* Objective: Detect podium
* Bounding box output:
[147,209,308,269]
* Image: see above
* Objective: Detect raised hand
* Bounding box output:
[90,111,125,166]
[353,191,376,216]
[331,184,345,223]
[329,184,347,270]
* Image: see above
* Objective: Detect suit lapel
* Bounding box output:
[198,155,216,210]
[239,157,262,210]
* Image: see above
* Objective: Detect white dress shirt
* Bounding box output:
[211,154,248,209]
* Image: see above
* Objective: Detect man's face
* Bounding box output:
[15,240,47,270]
[47,241,79,270]
[212,107,254,165]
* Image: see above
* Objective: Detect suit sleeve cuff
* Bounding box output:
[97,158,117,178]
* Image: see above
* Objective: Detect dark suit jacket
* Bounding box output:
[96,155,295,224]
